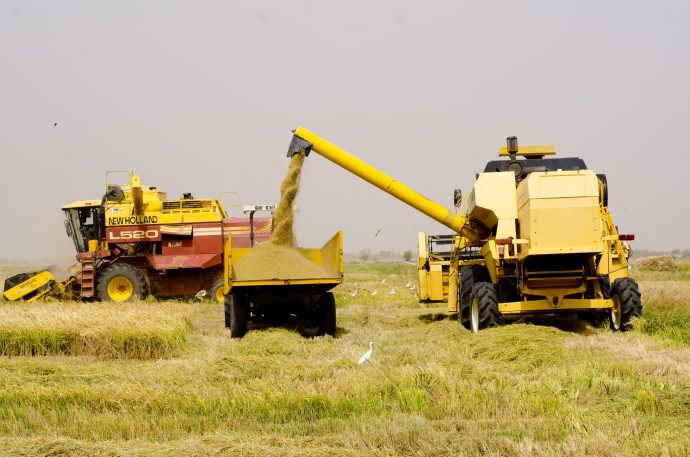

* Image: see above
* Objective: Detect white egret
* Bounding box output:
[358,342,374,364]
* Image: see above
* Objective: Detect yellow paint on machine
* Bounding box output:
[223,231,344,294]
[3,271,56,301]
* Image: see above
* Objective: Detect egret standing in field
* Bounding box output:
[358,341,374,365]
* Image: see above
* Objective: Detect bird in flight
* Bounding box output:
[358,341,374,364]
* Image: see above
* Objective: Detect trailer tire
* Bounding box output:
[610,278,642,331]
[97,263,148,302]
[227,292,248,338]
[209,279,225,304]
[460,266,488,330]
[317,292,336,337]
[469,282,499,333]
[223,294,232,328]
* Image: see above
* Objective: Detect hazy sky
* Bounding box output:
[1,0,689,262]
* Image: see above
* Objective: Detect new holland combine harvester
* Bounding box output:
[288,127,641,331]
[3,171,273,303]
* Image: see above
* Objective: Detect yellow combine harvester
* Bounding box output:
[288,128,641,332]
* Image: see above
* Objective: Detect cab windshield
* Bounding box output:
[64,206,102,253]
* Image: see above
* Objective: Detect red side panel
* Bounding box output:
[161,238,195,255]
[146,254,221,270]
[224,216,272,248]
[191,223,224,254]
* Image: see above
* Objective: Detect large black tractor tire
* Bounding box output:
[469,282,500,333]
[97,263,148,302]
[610,277,642,331]
[226,292,248,338]
[316,292,337,337]
[460,265,489,330]
[209,279,225,304]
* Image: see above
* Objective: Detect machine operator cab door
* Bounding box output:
[62,200,104,253]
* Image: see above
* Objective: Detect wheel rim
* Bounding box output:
[107,277,134,302]
[610,295,622,330]
[215,286,224,303]
[470,296,479,333]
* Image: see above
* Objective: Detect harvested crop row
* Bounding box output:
[0,301,195,359]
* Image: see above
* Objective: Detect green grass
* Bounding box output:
[0,263,688,456]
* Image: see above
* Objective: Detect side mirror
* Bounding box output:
[453,189,462,208]
[64,220,73,238]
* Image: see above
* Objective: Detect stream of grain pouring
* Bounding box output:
[232,151,329,280]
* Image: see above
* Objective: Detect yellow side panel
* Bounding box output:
[418,232,428,269]
[428,264,443,301]
[447,262,458,312]
[418,270,429,301]
[517,170,603,257]
[466,172,517,238]
[228,232,343,286]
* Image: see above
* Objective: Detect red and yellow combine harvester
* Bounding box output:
[3,171,273,303]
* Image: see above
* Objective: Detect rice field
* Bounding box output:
[0,301,194,359]
[0,262,688,456]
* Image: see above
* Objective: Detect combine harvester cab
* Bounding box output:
[287,128,641,333]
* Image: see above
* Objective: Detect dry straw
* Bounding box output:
[0,301,195,359]
[635,255,677,272]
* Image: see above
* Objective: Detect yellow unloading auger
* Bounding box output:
[288,126,480,243]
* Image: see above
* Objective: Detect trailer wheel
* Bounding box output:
[209,279,225,304]
[97,263,148,302]
[317,292,336,337]
[227,292,248,338]
[469,282,499,333]
[223,294,232,328]
[610,278,642,331]
[460,266,488,330]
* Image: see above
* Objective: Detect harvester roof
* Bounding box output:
[62,199,101,209]
[498,145,556,158]
[483,157,588,174]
